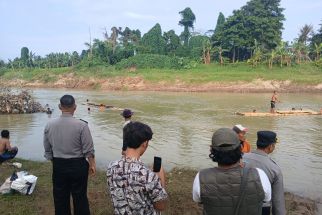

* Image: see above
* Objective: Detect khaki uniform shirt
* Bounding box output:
[243,150,286,215]
[43,113,94,160]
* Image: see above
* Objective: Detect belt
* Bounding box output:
[53,157,85,161]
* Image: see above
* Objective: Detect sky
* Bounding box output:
[1,0,322,61]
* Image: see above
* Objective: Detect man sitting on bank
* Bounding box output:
[192,128,271,215]
[0,130,18,163]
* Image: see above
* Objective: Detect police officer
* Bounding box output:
[44,94,96,215]
[243,131,286,215]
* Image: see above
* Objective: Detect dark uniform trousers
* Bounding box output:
[52,157,90,215]
[262,207,271,215]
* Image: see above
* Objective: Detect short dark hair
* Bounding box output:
[209,146,242,165]
[60,95,75,108]
[123,121,153,149]
[1,130,10,138]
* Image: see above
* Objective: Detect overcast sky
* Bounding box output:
[1,0,321,60]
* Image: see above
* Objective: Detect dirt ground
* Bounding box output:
[1,76,322,93]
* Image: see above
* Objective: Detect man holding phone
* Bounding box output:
[107,121,168,215]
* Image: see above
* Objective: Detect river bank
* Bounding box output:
[0,159,318,215]
[1,63,322,93]
[1,76,322,93]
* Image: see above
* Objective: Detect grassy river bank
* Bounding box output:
[1,63,322,92]
[0,159,317,215]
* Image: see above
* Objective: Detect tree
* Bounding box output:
[71,51,80,66]
[163,30,181,56]
[20,47,29,67]
[313,43,322,61]
[141,23,166,55]
[107,26,122,54]
[311,21,322,58]
[268,50,277,68]
[312,23,322,44]
[119,27,141,56]
[221,0,285,61]
[80,50,88,60]
[298,24,313,45]
[244,0,285,50]
[202,39,211,64]
[178,7,196,46]
[0,59,5,68]
[248,39,263,67]
[211,12,225,46]
[189,35,209,61]
[222,10,248,62]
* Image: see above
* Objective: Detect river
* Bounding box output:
[1,89,321,200]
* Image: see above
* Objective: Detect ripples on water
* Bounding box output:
[0,89,321,199]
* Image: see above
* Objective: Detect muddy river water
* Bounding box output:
[1,89,321,200]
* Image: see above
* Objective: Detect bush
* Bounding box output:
[115,54,193,70]
[77,57,109,68]
[0,68,8,77]
[315,58,322,68]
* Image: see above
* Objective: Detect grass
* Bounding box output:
[0,159,317,215]
[1,63,321,86]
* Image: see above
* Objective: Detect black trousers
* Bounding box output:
[52,157,90,215]
[262,206,271,215]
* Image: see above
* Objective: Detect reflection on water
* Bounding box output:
[0,89,321,199]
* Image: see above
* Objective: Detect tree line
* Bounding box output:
[1,0,321,70]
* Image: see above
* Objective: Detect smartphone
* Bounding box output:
[153,156,162,172]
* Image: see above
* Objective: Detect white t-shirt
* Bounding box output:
[192,168,271,203]
[123,120,131,128]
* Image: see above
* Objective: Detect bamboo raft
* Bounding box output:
[236,109,322,116]
[82,102,124,111]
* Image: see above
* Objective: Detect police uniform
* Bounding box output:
[44,113,95,215]
[243,150,286,215]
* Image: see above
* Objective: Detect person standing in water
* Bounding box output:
[121,109,134,155]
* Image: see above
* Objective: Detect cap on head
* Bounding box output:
[60,95,75,108]
[256,131,278,148]
[212,128,240,152]
[121,109,133,118]
[232,124,248,133]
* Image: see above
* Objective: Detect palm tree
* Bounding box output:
[298,24,313,46]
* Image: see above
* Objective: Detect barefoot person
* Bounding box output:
[270,91,280,113]
[0,130,18,163]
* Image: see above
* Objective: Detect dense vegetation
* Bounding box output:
[0,0,321,73]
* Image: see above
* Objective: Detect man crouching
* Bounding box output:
[107,121,168,215]
[192,128,271,215]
